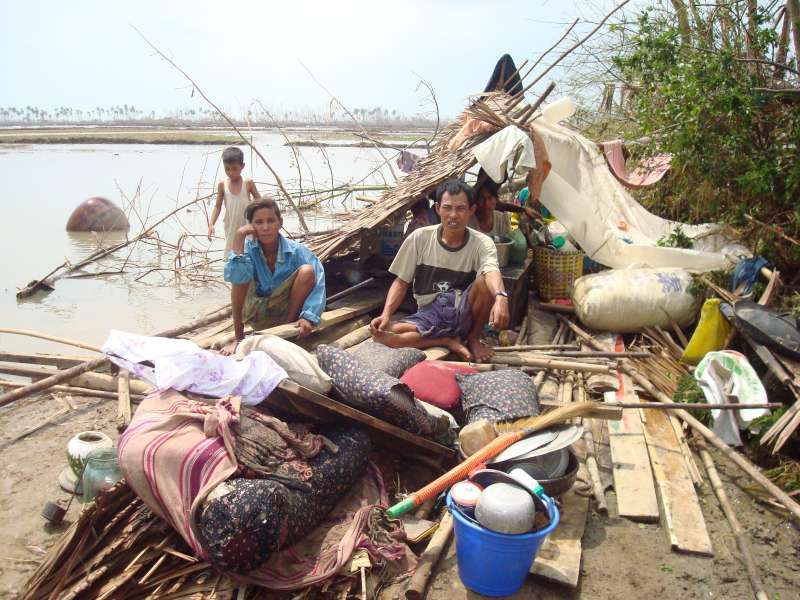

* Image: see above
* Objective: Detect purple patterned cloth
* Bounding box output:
[402,286,474,340]
[102,329,287,405]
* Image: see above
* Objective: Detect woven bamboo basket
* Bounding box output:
[533,246,584,300]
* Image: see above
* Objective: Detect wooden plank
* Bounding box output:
[207,291,385,348]
[423,347,450,360]
[669,413,705,486]
[644,409,714,556]
[0,351,95,370]
[606,374,660,522]
[263,295,384,339]
[276,379,455,459]
[531,463,590,587]
[191,319,233,346]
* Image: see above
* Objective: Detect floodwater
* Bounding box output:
[0,130,399,356]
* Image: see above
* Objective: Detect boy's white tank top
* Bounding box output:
[222,178,251,257]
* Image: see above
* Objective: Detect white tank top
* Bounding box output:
[222,178,251,257]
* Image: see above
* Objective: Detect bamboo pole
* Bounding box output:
[494,348,650,358]
[404,512,454,600]
[117,369,132,431]
[332,325,373,350]
[561,317,800,523]
[487,353,613,374]
[611,402,783,411]
[0,329,102,353]
[0,363,150,395]
[0,357,111,407]
[0,379,144,402]
[493,344,579,352]
[575,375,608,515]
[0,351,95,369]
[0,306,232,407]
[697,438,769,600]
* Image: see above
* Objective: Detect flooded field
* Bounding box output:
[0,128,406,354]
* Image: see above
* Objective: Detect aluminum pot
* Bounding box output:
[493,235,513,268]
[513,449,580,497]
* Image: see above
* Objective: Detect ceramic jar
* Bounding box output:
[66,431,113,477]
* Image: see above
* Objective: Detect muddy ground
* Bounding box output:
[1,391,799,600]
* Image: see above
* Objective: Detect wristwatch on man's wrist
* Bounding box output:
[495,291,509,300]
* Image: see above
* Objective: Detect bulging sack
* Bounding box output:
[571,268,699,333]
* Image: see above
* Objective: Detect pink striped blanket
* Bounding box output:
[118,390,407,590]
[601,139,672,189]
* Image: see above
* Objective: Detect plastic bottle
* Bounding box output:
[546,222,577,252]
[509,468,546,501]
[541,97,576,125]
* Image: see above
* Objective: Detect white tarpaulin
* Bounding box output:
[474,120,748,272]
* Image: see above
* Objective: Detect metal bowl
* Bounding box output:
[474,482,537,534]
[512,449,579,497]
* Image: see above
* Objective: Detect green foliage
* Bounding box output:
[764,459,800,493]
[613,8,800,272]
[785,292,800,317]
[687,269,729,299]
[687,275,708,299]
[673,373,704,404]
[672,373,709,423]
[656,225,693,248]
[750,407,787,438]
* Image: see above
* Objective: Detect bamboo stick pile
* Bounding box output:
[21,483,234,600]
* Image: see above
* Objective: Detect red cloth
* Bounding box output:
[400,361,478,410]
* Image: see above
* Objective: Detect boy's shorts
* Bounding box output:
[401,284,473,340]
[243,270,297,331]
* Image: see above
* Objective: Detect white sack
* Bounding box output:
[571,268,700,332]
[235,334,333,394]
[694,350,770,446]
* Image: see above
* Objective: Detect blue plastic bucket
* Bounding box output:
[447,491,560,597]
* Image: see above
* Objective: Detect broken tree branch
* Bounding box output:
[510,1,633,111]
[17,193,211,299]
[132,26,309,233]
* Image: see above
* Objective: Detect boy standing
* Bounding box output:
[207,147,261,258]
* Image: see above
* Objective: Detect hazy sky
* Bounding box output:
[2,0,626,119]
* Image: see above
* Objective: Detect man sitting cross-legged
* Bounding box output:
[370,179,510,362]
